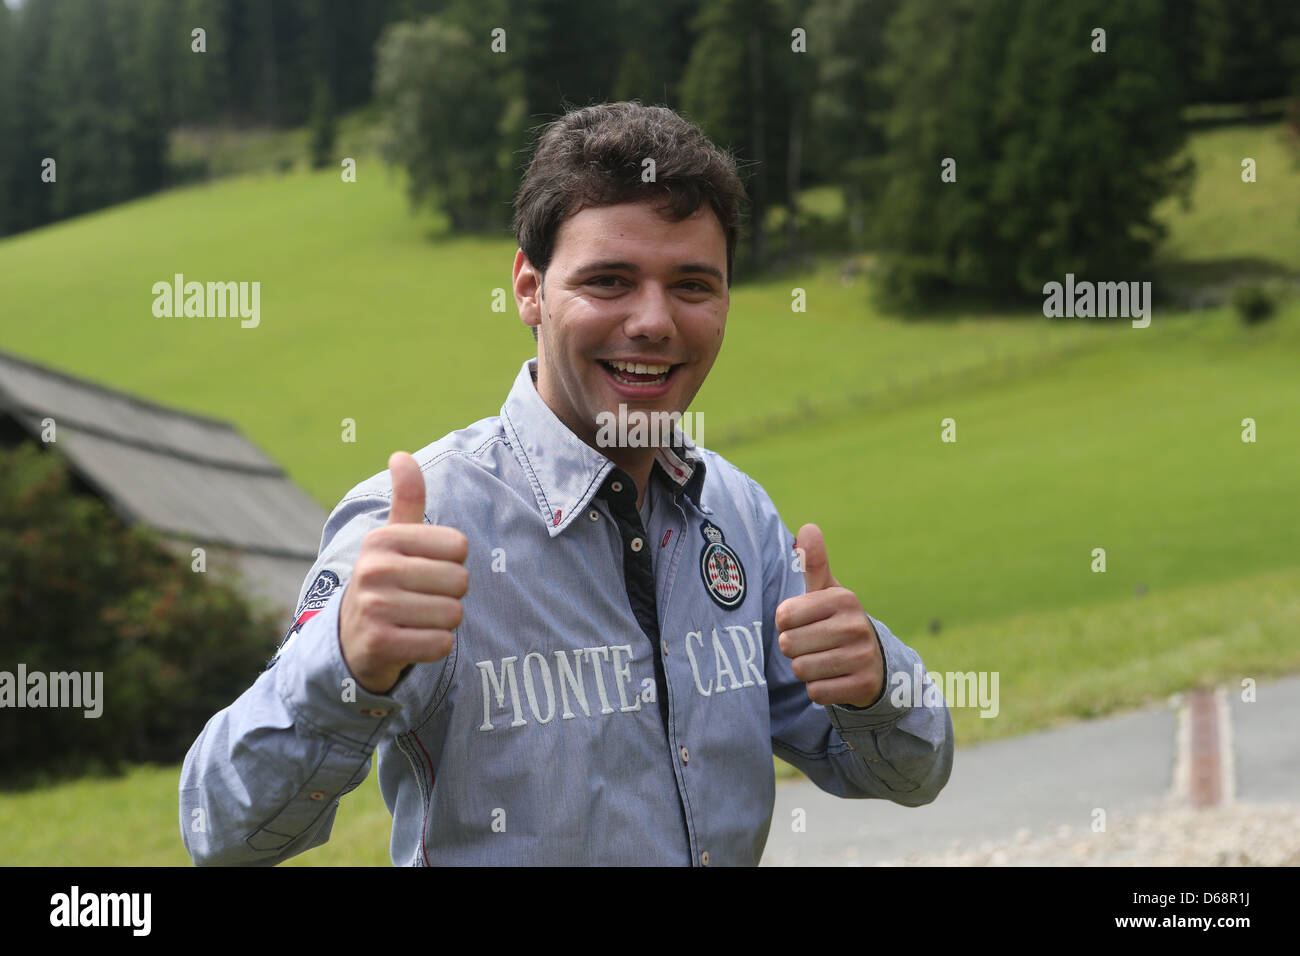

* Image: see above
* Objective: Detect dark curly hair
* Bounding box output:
[513,101,747,309]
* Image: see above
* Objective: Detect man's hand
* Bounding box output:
[339,451,469,694]
[775,524,885,709]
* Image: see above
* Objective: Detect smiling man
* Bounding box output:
[180,102,953,866]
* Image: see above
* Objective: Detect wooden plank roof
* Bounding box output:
[0,349,327,621]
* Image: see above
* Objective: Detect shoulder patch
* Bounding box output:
[270,569,343,669]
[699,521,746,610]
[291,569,341,630]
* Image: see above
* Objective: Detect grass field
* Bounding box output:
[1154,120,1300,270]
[733,303,1300,636]
[0,119,1296,865]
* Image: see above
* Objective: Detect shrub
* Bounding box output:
[1231,281,1277,325]
[0,441,280,787]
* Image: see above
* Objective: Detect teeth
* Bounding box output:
[608,360,671,374]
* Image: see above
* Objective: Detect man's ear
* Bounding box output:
[513,249,544,337]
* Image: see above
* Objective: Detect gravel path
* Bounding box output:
[873,802,1300,866]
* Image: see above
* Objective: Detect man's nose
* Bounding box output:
[622,282,677,340]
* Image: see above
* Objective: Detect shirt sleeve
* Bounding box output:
[179,491,422,866]
[746,477,954,806]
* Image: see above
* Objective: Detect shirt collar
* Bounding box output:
[500,358,707,537]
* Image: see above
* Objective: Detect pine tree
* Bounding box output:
[876,0,1193,309]
[43,0,136,219]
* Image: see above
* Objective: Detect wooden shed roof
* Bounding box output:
[0,349,327,622]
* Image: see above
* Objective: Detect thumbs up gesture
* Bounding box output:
[774,524,885,709]
[339,452,470,694]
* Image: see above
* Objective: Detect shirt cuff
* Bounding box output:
[826,616,910,730]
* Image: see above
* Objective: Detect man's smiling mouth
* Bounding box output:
[598,359,680,387]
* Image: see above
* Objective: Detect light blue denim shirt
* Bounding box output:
[180,358,953,866]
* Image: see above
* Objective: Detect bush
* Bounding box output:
[0,442,281,787]
[1231,281,1278,325]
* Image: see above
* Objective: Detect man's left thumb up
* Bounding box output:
[796,523,839,592]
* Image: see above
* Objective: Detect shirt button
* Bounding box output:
[610,480,623,493]
[630,537,643,552]
[700,850,710,866]
[588,510,599,522]
[369,709,388,718]
[309,791,325,801]
[679,745,689,764]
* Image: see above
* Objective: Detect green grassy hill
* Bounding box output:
[1,120,1296,865]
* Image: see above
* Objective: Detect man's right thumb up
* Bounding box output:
[387,451,427,525]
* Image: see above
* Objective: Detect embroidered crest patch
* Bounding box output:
[699,521,746,610]
[269,569,342,669]
[292,569,340,629]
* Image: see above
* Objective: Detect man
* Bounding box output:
[180,102,953,866]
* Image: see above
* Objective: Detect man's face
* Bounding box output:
[513,200,729,453]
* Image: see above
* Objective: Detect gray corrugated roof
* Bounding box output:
[0,351,274,469]
[0,349,327,621]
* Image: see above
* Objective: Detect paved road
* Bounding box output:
[759,675,1300,866]
[1231,675,1300,802]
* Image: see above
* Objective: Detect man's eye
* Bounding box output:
[588,276,710,293]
